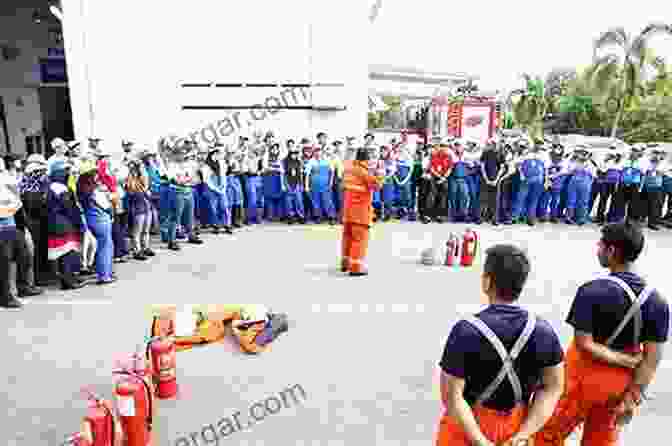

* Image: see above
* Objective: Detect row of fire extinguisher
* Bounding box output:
[445,228,479,267]
[61,336,179,446]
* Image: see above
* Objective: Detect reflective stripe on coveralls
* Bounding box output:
[436,314,537,446]
[534,279,655,446]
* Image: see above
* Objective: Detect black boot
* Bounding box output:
[168,241,181,251]
[18,285,44,297]
[1,298,22,309]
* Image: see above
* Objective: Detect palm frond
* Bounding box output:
[630,23,672,62]
[588,60,622,96]
[594,28,629,55]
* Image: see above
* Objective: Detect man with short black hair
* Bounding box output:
[437,244,565,446]
[535,222,669,446]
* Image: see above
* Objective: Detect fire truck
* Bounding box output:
[371,95,501,147]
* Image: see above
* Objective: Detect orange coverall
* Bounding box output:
[150,307,271,354]
[437,405,528,446]
[340,160,383,274]
[534,339,640,446]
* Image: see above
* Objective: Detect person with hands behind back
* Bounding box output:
[436,244,564,446]
[535,221,669,446]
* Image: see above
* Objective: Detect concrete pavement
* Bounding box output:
[2,221,670,446]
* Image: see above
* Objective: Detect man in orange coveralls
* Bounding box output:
[340,147,385,276]
[437,244,565,446]
[535,221,669,446]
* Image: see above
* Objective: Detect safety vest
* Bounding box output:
[464,314,537,406]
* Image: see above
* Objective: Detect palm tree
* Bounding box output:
[589,23,672,137]
[508,74,548,140]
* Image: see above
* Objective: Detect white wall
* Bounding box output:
[60,0,369,153]
[0,3,56,154]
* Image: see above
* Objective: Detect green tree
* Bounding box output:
[589,23,672,137]
[509,74,549,140]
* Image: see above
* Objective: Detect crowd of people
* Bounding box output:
[0,129,671,308]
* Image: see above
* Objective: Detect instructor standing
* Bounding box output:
[340,148,384,276]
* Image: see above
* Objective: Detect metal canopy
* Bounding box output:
[368,64,476,85]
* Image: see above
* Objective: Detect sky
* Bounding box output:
[368,0,672,92]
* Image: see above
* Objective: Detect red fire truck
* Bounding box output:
[370,95,501,147]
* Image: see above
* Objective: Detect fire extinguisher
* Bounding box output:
[444,233,461,266]
[460,228,479,267]
[145,336,178,399]
[66,391,120,446]
[113,352,154,446]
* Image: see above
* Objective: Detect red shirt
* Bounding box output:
[430,150,454,176]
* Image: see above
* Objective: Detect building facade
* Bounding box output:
[58,0,370,153]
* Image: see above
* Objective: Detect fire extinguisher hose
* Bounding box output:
[113,370,154,432]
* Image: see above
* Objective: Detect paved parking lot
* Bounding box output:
[2,221,670,446]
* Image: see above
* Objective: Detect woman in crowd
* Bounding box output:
[46,160,87,290]
[77,160,116,285]
[125,157,155,259]
[203,147,234,234]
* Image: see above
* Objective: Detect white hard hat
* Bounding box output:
[51,137,66,149]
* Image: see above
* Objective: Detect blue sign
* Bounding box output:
[39,58,68,83]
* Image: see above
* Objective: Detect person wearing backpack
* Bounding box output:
[610,145,648,223]
[436,244,564,446]
[535,222,669,446]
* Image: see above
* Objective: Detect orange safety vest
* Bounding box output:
[342,160,383,226]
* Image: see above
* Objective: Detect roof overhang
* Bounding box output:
[368,64,476,85]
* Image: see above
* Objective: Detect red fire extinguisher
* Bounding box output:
[67,391,120,446]
[460,228,479,267]
[146,336,178,399]
[113,352,154,446]
[445,232,461,266]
